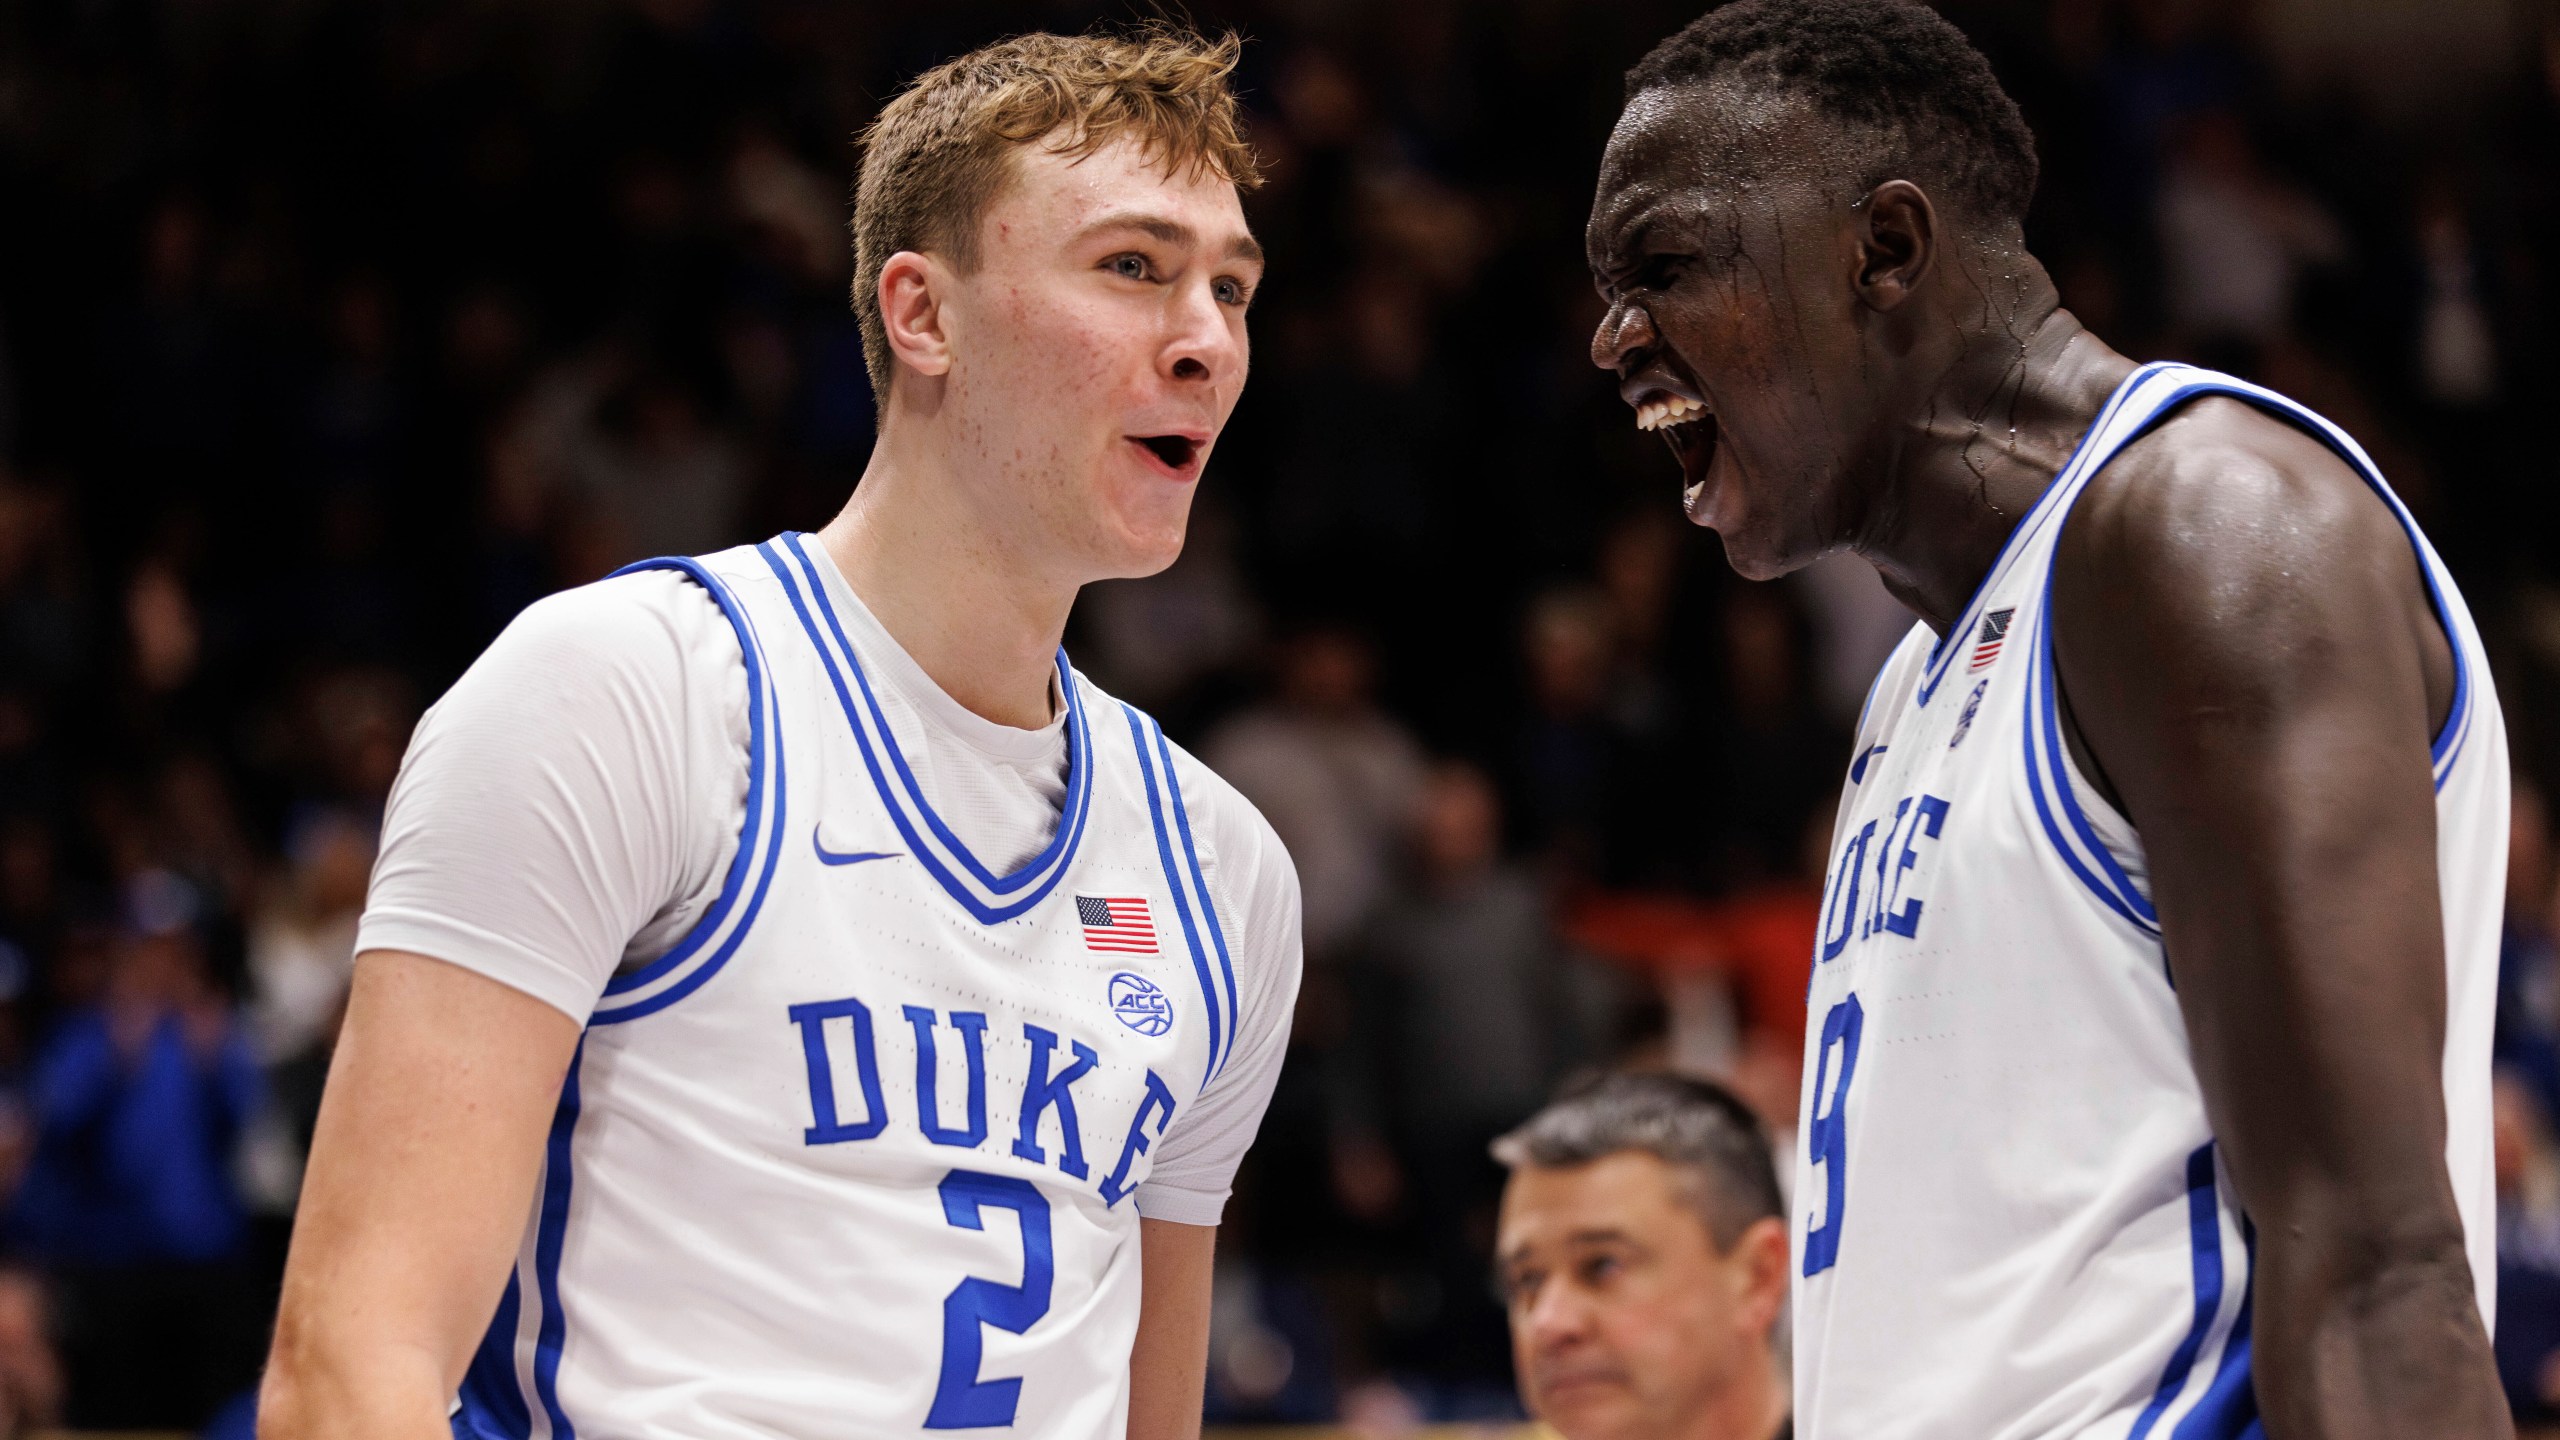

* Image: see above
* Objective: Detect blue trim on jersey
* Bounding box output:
[2023,575,2161,936]
[529,1043,584,1440]
[1126,705,1226,1085]
[1916,363,2171,707]
[762,537,1093,925]
[779,531,1095,897]
[587,557,788,1024]
[592,726,790,1023]
[454,1274,531,1438]
[2020,602,2159,937]
[2100,378,2473,789]
[1151,721,1240,1081]
[2018,365,2479,935]
[2129,1146,2229,1440]
[2174,1223,2261,1440]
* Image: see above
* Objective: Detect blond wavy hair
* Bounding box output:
[851,25,1262,399]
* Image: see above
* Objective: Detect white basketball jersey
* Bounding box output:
[454,534,1257,1439]
[1792,364,2506,1439]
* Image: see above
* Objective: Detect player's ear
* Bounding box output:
[1729,1214,1792,1332]
[1851,179,1936,314]
[878,250,955,379]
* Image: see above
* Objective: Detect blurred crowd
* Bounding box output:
[1,0,2559,1430]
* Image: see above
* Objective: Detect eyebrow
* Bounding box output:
[1567,1227,1638,1246]
[1500,1224,1640,1269]
[1077,210,1265,266]
[1589,204,1668,275]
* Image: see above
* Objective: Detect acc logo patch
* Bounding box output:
[1949,679,1987,749]
[1108,972,1174,1037]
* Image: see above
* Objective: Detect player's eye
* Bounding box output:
[1106,253,1152,282]
[1578,1254,1621,1285]
[1503,1269,1543,1304]
[1213,275,1251,308]
[1636,254,1687,292]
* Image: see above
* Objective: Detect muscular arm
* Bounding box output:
[2052,399,2507,1439]
[1127,1218,1217,1440]
[258,951,582,1440]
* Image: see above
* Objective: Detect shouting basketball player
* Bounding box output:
[1588,2,2508,1436]
[260,29,1300,1440]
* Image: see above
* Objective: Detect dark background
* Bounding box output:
[3,0,2560,1430]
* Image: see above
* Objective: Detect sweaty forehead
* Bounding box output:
[1588,84,1846,262]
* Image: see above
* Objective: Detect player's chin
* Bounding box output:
[1687,486,1781,580]
[1694,479,1816,581]
[1718,530,1800,582]
[1091,509,1192,580]
[1534,1376,1643,1436]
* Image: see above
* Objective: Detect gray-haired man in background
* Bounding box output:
[1493,1072,1790,1440]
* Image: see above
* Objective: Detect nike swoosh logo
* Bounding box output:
[812,828,901,867]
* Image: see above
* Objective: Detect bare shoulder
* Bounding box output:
[2056,395,2425,653]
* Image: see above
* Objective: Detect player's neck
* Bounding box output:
[817,427,1075,733]
[1681,1349,1790,1440]
[1852,301,2137,636]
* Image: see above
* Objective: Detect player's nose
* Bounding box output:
[1525,1282,1596,1345]
[1590,297,1656,374]
[1164,281,1244,388]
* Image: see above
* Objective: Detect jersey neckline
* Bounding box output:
[1916,361,2173,707]
[764,533,1096,925]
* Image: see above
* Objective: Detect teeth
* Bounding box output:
[1635,393,1707,432]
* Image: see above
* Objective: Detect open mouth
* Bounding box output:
[1633,388,1717,508]
[1132,434,1201,474]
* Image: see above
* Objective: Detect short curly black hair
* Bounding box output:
[1626,0,2038,227]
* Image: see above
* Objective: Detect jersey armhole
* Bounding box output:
[589,558,788,1025]
[2020,372,2475,943]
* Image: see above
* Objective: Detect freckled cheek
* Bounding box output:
[994,301,1117,405]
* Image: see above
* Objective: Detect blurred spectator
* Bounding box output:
[1562,801,1828,1137]
[0,479,93,713]
[1201,1176,1340,1426]
[1494,1072,1790,1440]
[1342,760,1619,1403]
[1790,552,1916,729]
[2155,110,2344,358]
[1701,586,1842,888]
[1079,496,1263,717]
[10,871,261,1428]
[1259,266,1450,586]
[239,810,374,1214]
[1515,584,1693,883]
[2410,173,2503,412]
[2497,1071,2560,1423]
[0,1269,60,1436]
[1206,626,1425,963]
[2498,777,2560,1127]
[569,364,750,568]
[1348,762,1613,1166]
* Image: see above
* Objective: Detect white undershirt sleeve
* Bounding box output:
[1132,752,1305,1226]
[356,571,748,1022]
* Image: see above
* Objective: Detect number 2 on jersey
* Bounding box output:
[926,1169,1055,1429]
[1802,993,1864,1277]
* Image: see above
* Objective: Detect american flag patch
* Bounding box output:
[1968,608,2016,672]
[1076,895,1158,954]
